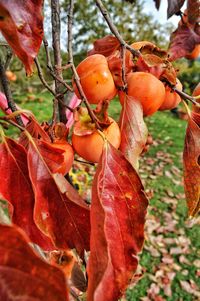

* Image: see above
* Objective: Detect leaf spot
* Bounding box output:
[41,212,49,220]
[125,192,132,200]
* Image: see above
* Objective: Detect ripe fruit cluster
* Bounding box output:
[47,39,198,169]
[71,40,184,163]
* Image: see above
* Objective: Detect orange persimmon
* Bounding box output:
[119,72,165,116]
[73,54,117,104]
[72,117,121,163]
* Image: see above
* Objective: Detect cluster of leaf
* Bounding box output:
[0,1,199,301]
[155,0,200,60]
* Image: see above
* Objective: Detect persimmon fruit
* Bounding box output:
[119,72,165,116]
[72,117,121,163]
[73,54,117,104]
[159,79,182,111]
[51,141,74,175]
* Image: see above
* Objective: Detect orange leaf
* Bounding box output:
[183,112,200,216]
[87,142,148,301]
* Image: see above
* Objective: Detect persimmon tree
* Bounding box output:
[0,0,200,300]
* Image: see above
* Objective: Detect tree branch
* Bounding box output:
[34,57,56,96]
[67,0,102,131]
[51,0,67,123]
[173,87,200,107]
[95,0,140,57]
[0,52,24,127]
[43,37,73,92]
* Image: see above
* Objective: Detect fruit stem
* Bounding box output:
[67,0,103,131]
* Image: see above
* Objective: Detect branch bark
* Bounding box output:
[0,52,24,126]
[51,0,67,123]
[174,87,200,107]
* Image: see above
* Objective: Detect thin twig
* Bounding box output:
[74,158,95,166]
[43,37,73,92]
[52,98,59,125]
[67,0,102,131]
[34,57,56,96]
[4,47,13,71]
[95,0,140,57]
[0,52,24,126]
[43,37,54,70]
[173,87,200,107]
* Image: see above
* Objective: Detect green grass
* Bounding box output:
[1,93,200,301]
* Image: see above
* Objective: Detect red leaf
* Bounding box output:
[19,116,50,148]
[183,112,200,216]
[168,23,200,61]
[27,135,90,256]
[87,142,148,301]
[167,0,185,19]
[119,95,148,170]
[0,224,68,301]
[88,35,120,57]
[0,0,44,75]
[0,136,53,250]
